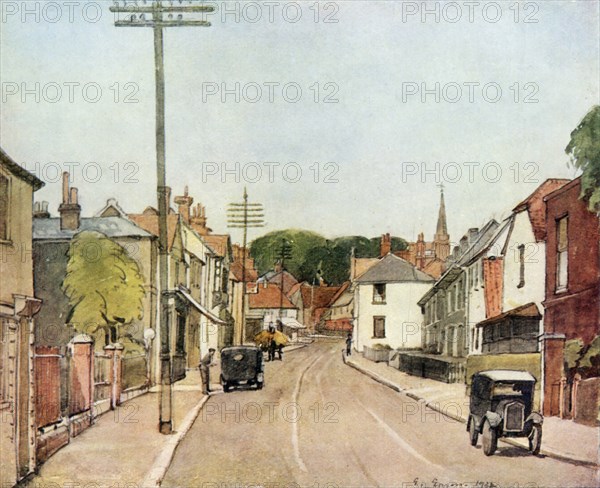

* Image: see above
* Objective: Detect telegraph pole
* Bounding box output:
[227,188,264,345]
[276,239,293,318]
[109,0,214,435]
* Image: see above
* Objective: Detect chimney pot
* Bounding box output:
[62,172,70,203]
[70,187,78,204]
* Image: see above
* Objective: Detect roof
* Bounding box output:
[203,234,230,258]
[248,283,297,309]
[95,198,128,218]
[476,302,542,328]
[456,220,500,267]
[33,216,153,240]
[298,284,342,310]
[418,219,501,305]
[128,209,179,250]
[513,179,570,242]
[260,270,299,295]
[328,281,351,306]
[543,176,581,202]
[0,147,44,190]
[355,253,435,284]
[475,370,537,383]
[229,260,258,282]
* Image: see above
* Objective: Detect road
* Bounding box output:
[162,340,598,488]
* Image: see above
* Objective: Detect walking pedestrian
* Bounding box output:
[269,337,277,362]
[346,333,352,356]
[200,348,216,395]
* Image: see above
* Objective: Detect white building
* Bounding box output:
[353,254,434,352]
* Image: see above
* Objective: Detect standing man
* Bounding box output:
[200,348,216,395]
[346,333,353,356]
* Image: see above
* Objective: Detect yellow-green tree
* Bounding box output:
[62,230,145,351]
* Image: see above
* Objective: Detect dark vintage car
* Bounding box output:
[467,370,543,456]
[220,346,264,392]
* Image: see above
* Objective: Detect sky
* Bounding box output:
[1,0,598,247]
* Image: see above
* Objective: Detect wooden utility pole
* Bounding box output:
[109,0,214,435]
[276,238,293,318]
[227,188,264,344]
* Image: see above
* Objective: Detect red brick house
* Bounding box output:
[542,177,600,423]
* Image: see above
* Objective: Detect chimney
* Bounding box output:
[190,203,211,235]
[33,201,50,219]
[380,233,391,257]
[460,235,469,253]
[468,228,479,245]
[416,232,426,269]
[174,186,193,223]
[58,172,81,231]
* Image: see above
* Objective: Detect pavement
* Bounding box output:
[23,343,307,488]
[344,351,600,469]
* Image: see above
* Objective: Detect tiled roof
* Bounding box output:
[476,302,541,327]
[33,216,153,240]
[298,284,342,310]
[513,179,570,242]
[129,209,179,250]
[355,254,435,283]
[248,283,297,309]
[203,234,230,257]
[261,270,299,295]
[229,260,258,282]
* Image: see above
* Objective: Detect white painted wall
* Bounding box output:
[496,210,546,312]
[354,281,432,351]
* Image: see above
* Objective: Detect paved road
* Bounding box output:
[163,340,598,488]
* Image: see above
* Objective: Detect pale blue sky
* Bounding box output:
[1,0,598,246]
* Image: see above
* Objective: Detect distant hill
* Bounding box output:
[249,229,407,285]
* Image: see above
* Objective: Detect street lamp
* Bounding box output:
[108,0,214,435]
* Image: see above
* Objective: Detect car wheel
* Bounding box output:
[482,419,497,456]
[468,417,478,447]
[528,424,542,455]
[256,381,263,390]
[223,382,230,393]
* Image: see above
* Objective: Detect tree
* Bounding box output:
[62,231,146,352]
[250,230,409,285]
[565,105,600,212]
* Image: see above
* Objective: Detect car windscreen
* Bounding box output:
[491,382,532,397]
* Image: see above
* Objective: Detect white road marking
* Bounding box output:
[290,353,325,472]
[356,398,444,470]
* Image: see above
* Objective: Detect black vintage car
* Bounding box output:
[468,370,543,456]
[220,346,264,392]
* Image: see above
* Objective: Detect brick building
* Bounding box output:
[542,177,600,423]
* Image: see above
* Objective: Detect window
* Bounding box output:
[517,244,525,288]
[373,283,386,303]
[457,278,464,307]
[176,313,186,353]
[556,217,568,291]
[0,175,9,241]
[373,316,385,338]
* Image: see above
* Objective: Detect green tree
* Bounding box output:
[62,231,146,352]
[250,229,327,277]
[566,105,600,212]
[250,230,409,285]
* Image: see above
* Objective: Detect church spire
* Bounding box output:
[435,184,448,238]
[433,185,450,261]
